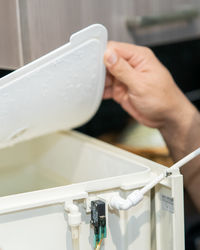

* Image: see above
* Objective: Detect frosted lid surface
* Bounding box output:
[0,24,107,149]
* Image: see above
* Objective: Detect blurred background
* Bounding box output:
[0,0,200,248]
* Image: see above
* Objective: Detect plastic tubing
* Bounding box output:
[65,203,81,250]
[110,147,200,211]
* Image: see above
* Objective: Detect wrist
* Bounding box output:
[159,98,199,160]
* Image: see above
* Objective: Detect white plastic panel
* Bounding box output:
[0,24,107,149]
[0,131,150,199]
[0,131,184,250]
[0,131,151,250]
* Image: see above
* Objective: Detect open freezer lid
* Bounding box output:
[0,24,107,149]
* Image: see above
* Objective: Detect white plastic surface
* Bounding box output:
[0,24,107,149]
[0,131,185,250]
[0,131,151,250]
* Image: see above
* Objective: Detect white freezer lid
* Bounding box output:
[0,24,107,150]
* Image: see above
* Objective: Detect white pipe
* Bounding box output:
[109,190,143,210]
[65,203,81,250]
[166,147,200,173]
[65,204,80,215]
[110,147,200,211]
[72,238,80,250]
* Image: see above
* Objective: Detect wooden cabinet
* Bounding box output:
[0,0,82,69]
[0,0,23,69]
[126,0,200,45]
[18,0,82,65]
[0,0,200,69]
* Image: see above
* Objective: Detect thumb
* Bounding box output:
[104,49,139,90]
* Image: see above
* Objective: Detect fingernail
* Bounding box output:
[105,50,117,66]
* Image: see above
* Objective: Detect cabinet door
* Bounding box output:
[79,0,200,46]
[0,0,23,69]
[126,0,200,45]
[1,0,200,69]
[18,0,82,64]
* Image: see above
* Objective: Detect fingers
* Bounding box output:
[104,73,121,99]
[105,72,113,87]
[103,86,113,99]
[103,81,127,102]
[112,83,127,104]
[107,41,139,61]
[104,42,152,99]
[107,41,154,67]
[104,49,139,90]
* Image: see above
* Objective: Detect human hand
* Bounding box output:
[104,42,200,211]
[103,41,194,130]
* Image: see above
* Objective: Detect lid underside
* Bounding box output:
[0,24,107,150]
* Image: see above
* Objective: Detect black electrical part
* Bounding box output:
[90,200,106,248]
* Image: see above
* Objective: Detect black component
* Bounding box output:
[91,200,106,228]
[90,200,106,245]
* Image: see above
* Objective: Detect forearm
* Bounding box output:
[103,42,200,209]
[160,101,200,211]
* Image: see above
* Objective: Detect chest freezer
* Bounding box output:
[0,24,184,250]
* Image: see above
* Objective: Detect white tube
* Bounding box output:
[109,190,143,210]
[71,228,80,250]
[140,173,165,195]
[65,204,79,214]
[64,203,81,250]
[166,147,200,173]
[110,147,200,211]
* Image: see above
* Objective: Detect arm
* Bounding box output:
[104,41,200,211]
[160,105,200,211]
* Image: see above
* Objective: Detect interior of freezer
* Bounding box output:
[0,132,149,197]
